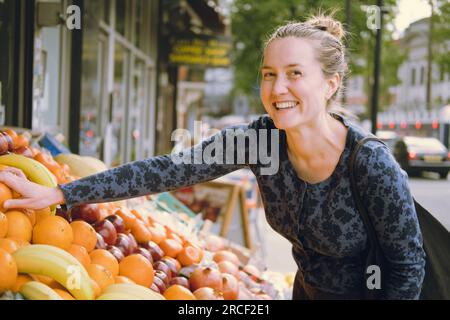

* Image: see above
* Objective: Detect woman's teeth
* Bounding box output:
[273,101,298,110]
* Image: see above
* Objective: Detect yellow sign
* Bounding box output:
[169,35,232,67]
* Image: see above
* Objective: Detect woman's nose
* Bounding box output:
[272,77,289,95]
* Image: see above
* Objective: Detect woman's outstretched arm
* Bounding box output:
[0,123,256,210]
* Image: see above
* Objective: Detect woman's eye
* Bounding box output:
[288,70,302,78]
[262,72,275,80]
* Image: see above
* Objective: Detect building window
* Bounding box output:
[420,66,425,85]
[0,0,17,126]
[411,68,416,86]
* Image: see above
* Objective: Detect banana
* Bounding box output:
[54,153,106,178]
[0,153,58,214]
[12,244,95,300]
[19,281,63,300]
[96,292,142,300]
[103,283,166,300]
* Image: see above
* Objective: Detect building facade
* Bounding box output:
[1,0,228,165]
[389,18,450,111]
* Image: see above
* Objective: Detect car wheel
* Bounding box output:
[438,171,448,179]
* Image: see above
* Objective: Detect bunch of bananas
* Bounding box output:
[13,244,95,300]
[97,284,165,300]
[0,153,58,214]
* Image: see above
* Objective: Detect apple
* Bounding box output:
[135,247,153,264]
[107,245,125,262]
[142,241,164,262]
[93,220,117,245]
[160,257,178,278]
[106,214,126,234]
[70,204,101,224]
[127,233,138,254]
[169,276,190,290]
[153,262,172,282]
[152,275,167,293]
[154,270,170,287]
[95,232,107,250]
[115,233,132,256]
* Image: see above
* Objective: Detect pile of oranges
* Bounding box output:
[0,129,269,300]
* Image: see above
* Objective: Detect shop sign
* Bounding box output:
[168,34,231,67]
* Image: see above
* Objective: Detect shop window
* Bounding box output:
[134,0,143,48]
[0,0,17,125]
[115,0,126,36]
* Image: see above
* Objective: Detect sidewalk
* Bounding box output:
[252,208,297,274]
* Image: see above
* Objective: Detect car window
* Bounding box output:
[404,137,447,152]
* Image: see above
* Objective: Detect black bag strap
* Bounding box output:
[348,136,387,255]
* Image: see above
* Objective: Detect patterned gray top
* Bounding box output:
[60,114,426,299]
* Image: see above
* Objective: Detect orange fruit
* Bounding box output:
[8,237,30,248]
[164,285,196,300]
[130,209,146,223]
[0,248,18,293]
[131,220,153,244]
[89,249,119,276]
[53,289,76,300]
[34,207,52,224]
[115,208,137,230]
[15,134,29,148]
[11,274,33,293]
[119,254,154,288]
[176,245,203,267]
[86,263,114,292]
[32,215,73,250]
[167,232,183,245]
[66,244,91,269]
[114,275,135,284]
[0,212,8,238]
[0,183,13,212]
[0,238,19,253]
[5,210,33,242]
[70,220,97,252]
[23,209,36,226]
[148,226,165,244]
[159,238,183,258]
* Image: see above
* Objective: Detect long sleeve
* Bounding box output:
[355,142,426,299]
[59,124,253,208]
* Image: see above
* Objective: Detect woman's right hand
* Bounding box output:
[0,168,65,210]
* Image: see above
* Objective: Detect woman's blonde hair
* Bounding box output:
[264,13,355,118]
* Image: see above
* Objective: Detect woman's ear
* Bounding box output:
[326,73,341,99]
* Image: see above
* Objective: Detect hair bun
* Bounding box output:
[306,15,345,41]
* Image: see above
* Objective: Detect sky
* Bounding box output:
[393,0,432,38]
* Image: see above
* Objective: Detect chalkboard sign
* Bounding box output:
[172,180,252,249]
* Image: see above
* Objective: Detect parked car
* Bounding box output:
[393,136,450,179]
[376,130,398,151]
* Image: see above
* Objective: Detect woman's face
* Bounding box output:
[260,37,338,130]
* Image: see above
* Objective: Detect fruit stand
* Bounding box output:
[0,128,293,300]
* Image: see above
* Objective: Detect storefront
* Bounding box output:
[1,0,159,167]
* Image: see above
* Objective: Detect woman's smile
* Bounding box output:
[272,101,300,110]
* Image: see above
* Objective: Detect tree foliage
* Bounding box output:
[433,0,450,76]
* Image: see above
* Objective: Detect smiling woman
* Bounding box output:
[0,13,426,301]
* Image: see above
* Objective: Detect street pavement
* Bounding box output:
[260,173,450,274]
